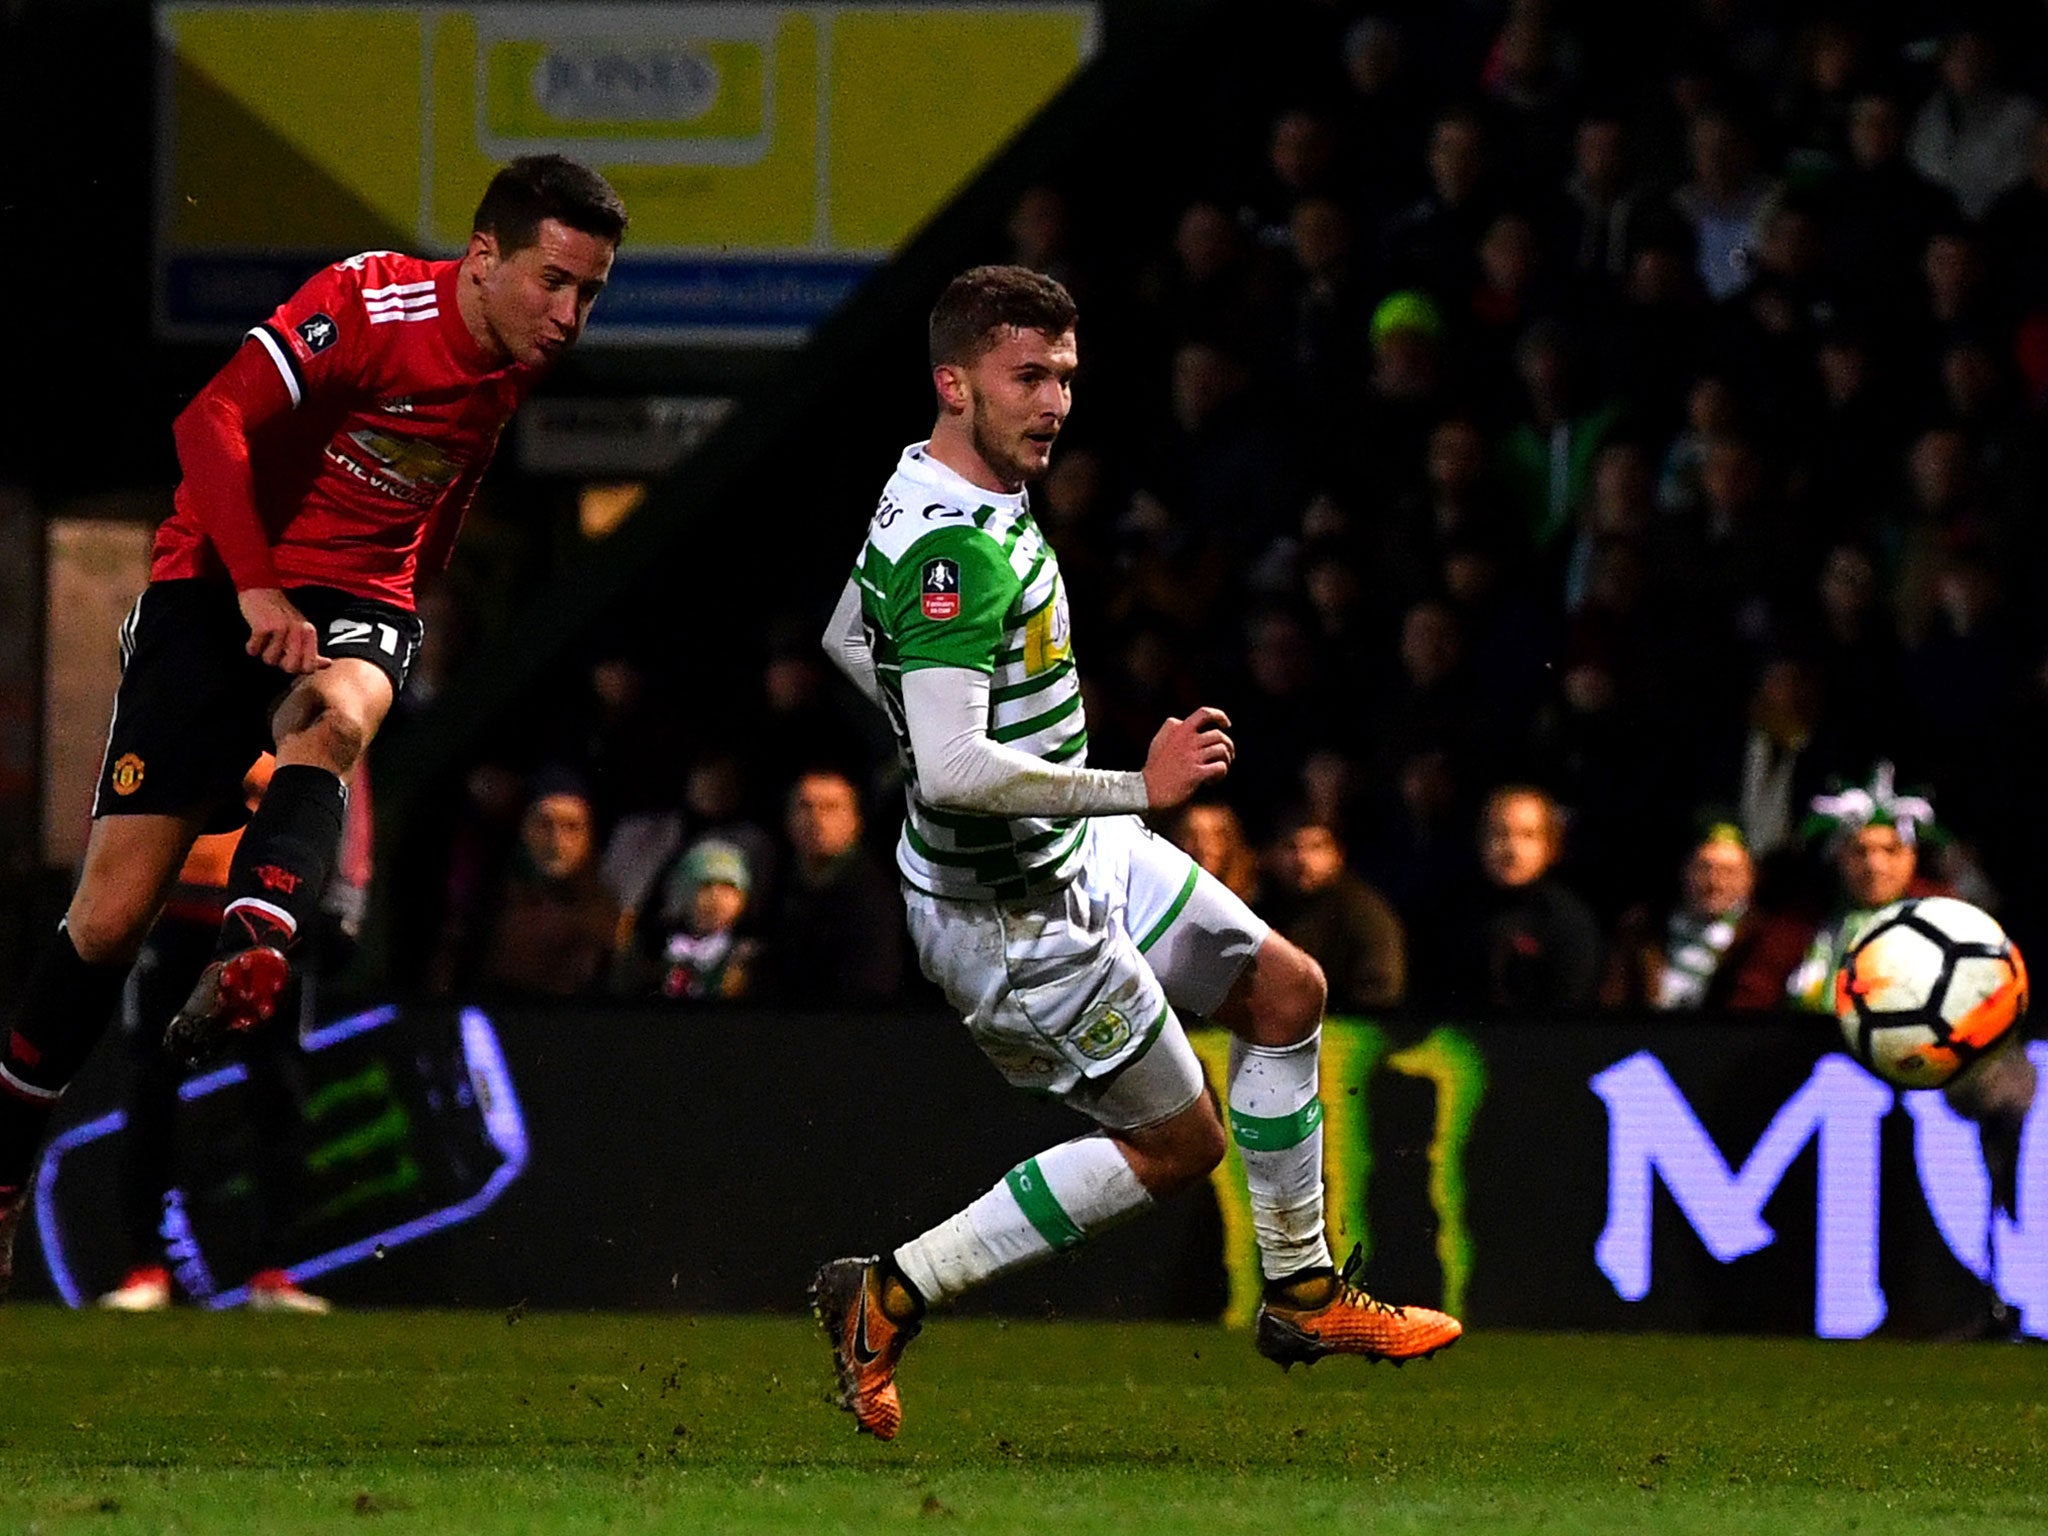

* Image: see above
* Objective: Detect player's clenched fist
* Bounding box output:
[237,587,331,675]
[1143,706,1235,809]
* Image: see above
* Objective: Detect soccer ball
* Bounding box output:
[1833,897,2029,1088]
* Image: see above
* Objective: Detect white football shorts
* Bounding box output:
[903,814,1270,1130]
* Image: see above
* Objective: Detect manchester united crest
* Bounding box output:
[111,753,146,796]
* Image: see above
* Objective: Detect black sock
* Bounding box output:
[216,765,347,959]
[1,922,129,1187]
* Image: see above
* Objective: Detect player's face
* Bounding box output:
[1841,825,1916,909]
[956,326,1077,490]
[473,218,615,367]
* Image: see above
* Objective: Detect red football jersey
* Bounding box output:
[152,251,541,610]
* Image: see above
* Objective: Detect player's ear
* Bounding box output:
[932,362,971,416]
[466,228,500,272]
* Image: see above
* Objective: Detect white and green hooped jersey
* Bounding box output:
[852,444,1086,901]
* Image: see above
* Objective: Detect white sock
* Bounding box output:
[892,1134,1152,1306]
[1228,1032,1332,1280]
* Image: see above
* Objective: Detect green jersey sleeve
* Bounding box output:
[887,527,1020,675]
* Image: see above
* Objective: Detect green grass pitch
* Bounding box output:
[1,1309,2044,1533]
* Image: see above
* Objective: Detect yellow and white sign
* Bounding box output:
[157,3,1097,342]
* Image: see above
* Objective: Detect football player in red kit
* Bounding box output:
[0,155,626,1294]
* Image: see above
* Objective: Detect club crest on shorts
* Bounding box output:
[1073,1003,1135,1061]
[921,557,961,620]
[110,753,146,796]
[296,313,339,354]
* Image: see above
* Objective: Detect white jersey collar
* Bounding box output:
[898,441,1029,516]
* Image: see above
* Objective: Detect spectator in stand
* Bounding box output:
[1801,542,1902,763]
[1227,608,1330,830]
[1382,108,1496,299]
[1907,28,2042,221]
[1830,91,1960,316]
[1246,109,1343,245]
[1169,801,1261,909]
[1719,656,1852,861]
[1794,318,1900,535]
[1283,196,1368,404]
[1778,17,1867,176]
[636,839,761,1003]
[1436,785,1602,1013]
[1558,112,1648,289]
[1602,823,1757,1010]
[766,770,902,1005]
[1379,414,1511,609]
[1263,814,1406,1013]
[1724,763,1945,1011]
[1672,108,1776,302]
[1657,373,1743,519]
[1479,0,1582,185]
[1467,212,1551,391]
[1917,229,1997,378]
[1352,289,1449,496]
[1499,320,1619,554]
[463,768,621,999]
[1337,16,1426,216]
[1598,234,1709,432]
[1143,201,1254,350]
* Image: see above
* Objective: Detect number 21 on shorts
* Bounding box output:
[328,616,402,655]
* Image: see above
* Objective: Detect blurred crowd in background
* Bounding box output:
[396,3,2048,1020]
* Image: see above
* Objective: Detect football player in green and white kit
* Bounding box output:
[809,266,1459,1440]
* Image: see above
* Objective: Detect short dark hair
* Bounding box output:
[473,155,628,254]
[929,265,1077,367]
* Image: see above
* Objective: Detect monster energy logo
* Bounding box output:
[1191,1021,1486,1327]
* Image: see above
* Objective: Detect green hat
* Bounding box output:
[1370,289,1443,346]
[680,838,752,898]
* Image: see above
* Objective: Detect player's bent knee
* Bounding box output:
[1126,1101,1227,1196]
[1254,939,1327,1042]
[273,693,369,772]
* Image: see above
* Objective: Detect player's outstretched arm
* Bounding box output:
[902,670,1230,818]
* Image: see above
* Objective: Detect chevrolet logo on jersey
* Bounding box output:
[340,428,465,496]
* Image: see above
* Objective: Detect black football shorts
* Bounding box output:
[92,579,422,828]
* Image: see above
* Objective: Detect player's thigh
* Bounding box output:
[272,588,418,760]
[1110,816,1271,1020]
[291,587,420,703]
[904,878,1203,1133]
[93,580,278,832]
[67,811,210,963]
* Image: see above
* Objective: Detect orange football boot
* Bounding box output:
[810,1257,920,1440]
[1256,1244,1463,1368]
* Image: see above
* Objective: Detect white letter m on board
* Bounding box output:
[1591,1052,1893,1337]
